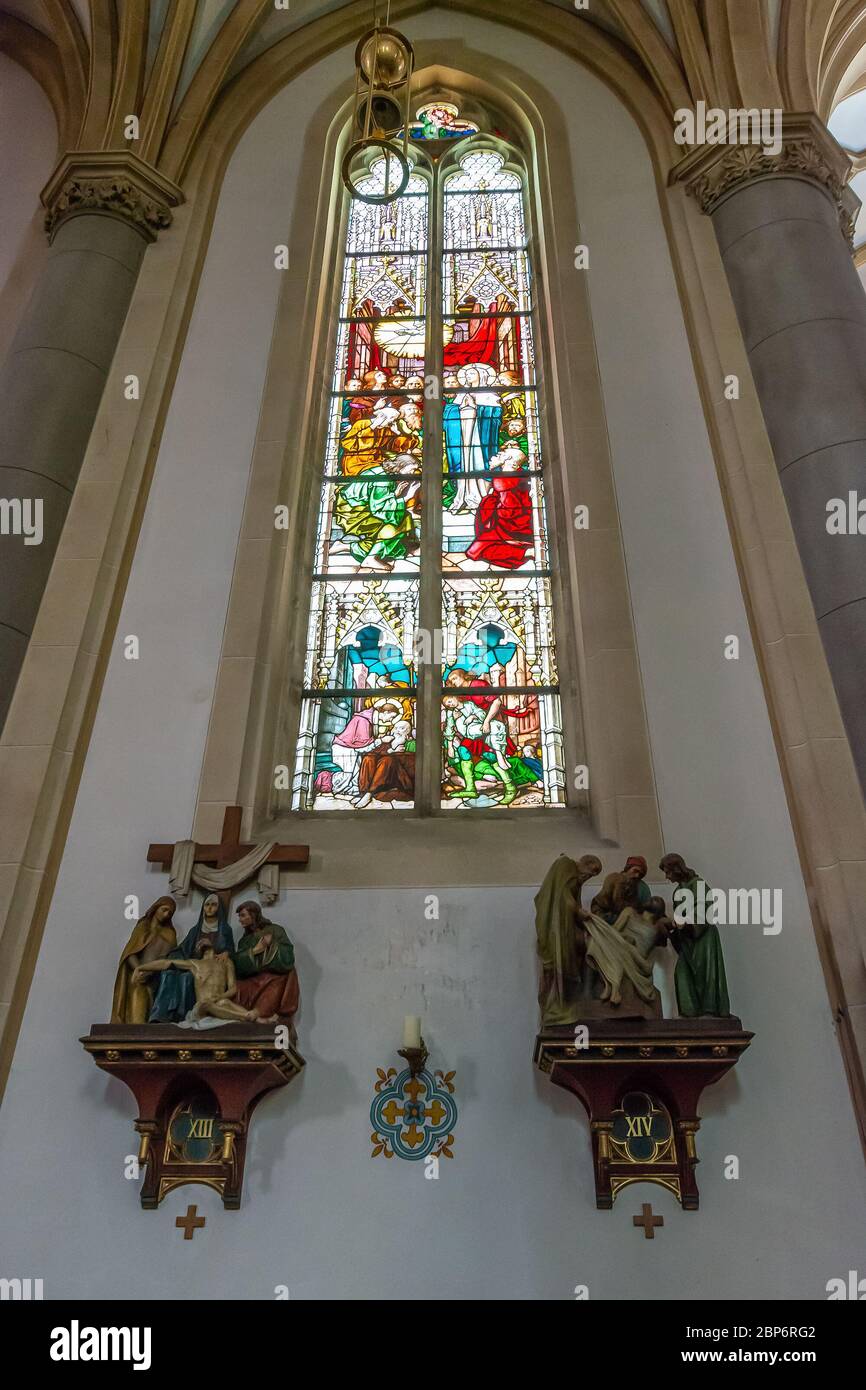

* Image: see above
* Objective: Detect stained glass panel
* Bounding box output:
[341,253,427,319]
[325,394,423,477]
[442,470,548,574]
[331,323,427,392]
[294,124,568,813]
[295,694,416,810]
[441,576,558,686]
[404,102,479,141]
[438,148,564,806]
[445,151,521,190]
[444,189,525,253]
[440,692,565,810]
[347,160,428,255]
[442,315,535,383]
[443,250,531,316]
[302,578,418,690]
[441,385,539,462]
[314,480,422,576]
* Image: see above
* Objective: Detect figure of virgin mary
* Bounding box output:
[444,363,502,513]
[148,893,235,1023]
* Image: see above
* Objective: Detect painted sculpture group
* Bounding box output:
[535,851,731,1027]
[96,839,742,1213]
[112,894,300,1038]
[111,847,727,1038]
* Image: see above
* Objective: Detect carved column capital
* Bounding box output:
[41,151,184,244]
[671,112,859,245]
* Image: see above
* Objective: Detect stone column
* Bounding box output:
[0,151,181,729]
[677,115,866,791]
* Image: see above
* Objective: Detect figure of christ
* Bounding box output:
[584,872,663,1013]
[134,942,268,1024]
[418,103,477,139]
[626,896,674,954]
[535,859,664,1025]
[464,445,533,570]
[148,893,235,1022]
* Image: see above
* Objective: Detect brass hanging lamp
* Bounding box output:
[341,4,415,205]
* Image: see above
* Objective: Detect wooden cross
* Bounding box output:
[147,805,309,911]
[633,1203,664,1239]
[176,1204,206,1240]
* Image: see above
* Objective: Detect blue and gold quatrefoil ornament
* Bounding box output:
[370,1066,458,1161]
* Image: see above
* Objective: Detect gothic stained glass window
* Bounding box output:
[439,149,565,810]
[292,154,425,811]
[292,121,566,812]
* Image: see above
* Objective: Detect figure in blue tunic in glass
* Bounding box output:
[444,363,502,513]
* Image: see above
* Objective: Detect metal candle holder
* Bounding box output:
[397,1039,429,1078]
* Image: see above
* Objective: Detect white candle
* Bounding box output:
[402,1015,421,1049]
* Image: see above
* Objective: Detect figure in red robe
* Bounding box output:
[233,901,300,1040]
[466,445,533,569]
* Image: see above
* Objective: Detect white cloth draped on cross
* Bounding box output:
[168,839,280,905]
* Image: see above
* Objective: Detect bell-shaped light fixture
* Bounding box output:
[342,22,415,205]
[357,27,412,88]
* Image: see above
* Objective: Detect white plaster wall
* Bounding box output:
[0,12,864,1300]
[0,52,56,360]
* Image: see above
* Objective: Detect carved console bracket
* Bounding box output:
[42,151,184,243]
[82,1024,304,1209]
[534,1018,752,1210]
[671,112,859,246]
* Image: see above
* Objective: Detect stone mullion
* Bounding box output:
[417,165,444,816]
